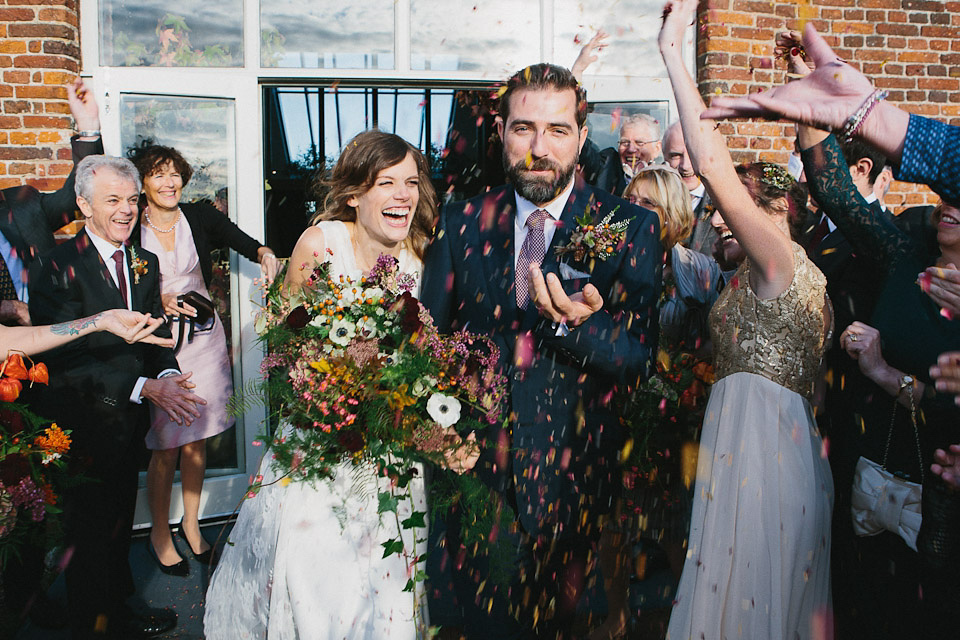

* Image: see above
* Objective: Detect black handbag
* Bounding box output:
[171,290,216,355]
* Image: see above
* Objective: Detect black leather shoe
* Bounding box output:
[177,518,216,565]
[118,605,177,638]
[146,537,190,577]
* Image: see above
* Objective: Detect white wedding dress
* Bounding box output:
[204,221,427,640]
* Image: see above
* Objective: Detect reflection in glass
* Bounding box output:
[99,0,242,67]
[410,0,540,74]
[587,102,670,155]
[554,0,666,79]
[263,85,502,258]
[261,0,394,69]
[119,94,240,471]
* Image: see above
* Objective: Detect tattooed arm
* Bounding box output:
[3,309,172,357]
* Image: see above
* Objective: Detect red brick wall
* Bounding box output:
[697,0,958,211]
[0,0,79,191]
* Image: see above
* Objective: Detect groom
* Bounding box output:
[422,63,661,638]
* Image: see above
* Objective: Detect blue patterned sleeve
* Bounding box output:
[802,133,911,273]
[896,114,960,203]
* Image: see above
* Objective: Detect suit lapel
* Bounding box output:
[127,247,146,313]
[477,187,518,322]
[77,234,127,310]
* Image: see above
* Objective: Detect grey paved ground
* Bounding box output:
[14,520,234,640]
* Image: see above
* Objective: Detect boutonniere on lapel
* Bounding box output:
[554,207,632,263]
[128,245,148,285]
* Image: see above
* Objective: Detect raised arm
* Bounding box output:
[773,30,911,271]
[659,0,794,298]
[571,31,608,82]
[37,79,105,229]
[702,24,911,164]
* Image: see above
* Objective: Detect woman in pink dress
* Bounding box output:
[129,144,280,575]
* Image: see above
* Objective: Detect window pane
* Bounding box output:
[261,0,394,69]
[554,0,667,79]
[99,0,243,67]
[119,95,240,472]
[410,0,540,73]
[587,102,670,155]
[263,85,500,258]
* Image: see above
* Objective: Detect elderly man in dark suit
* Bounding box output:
[662,121,718,255]
[28,155,205,639]
[422,63,661,639]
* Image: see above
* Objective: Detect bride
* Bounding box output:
[204,131,440,639]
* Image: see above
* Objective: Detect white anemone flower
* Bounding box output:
[340,285,360,307]
[329,318,356,346]
[363,286,385,303]
[357,317,379,338]
[427,393,461,428]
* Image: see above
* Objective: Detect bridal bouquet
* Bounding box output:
[0,353,69,568]
[250,252,508,590]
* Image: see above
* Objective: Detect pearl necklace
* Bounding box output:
[144,209,181,234]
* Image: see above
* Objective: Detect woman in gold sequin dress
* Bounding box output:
[659,1,834,637]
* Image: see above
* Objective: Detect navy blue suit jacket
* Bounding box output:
[421,176,661,536]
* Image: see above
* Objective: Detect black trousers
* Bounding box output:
[63,441,139,640]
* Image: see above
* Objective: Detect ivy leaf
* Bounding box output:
[402,578,415,592]
[378,491,399,514]
[401,511,426,529]
[381,539,405,558]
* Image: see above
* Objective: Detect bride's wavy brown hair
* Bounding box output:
[312,130,437,260]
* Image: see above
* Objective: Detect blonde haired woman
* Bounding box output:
[625,165,721,349]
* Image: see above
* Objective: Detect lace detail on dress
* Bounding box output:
[709,244,829,398]
[802,133,913,274]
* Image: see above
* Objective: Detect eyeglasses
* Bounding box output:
[618,139,659,148]
[626,194,661,212]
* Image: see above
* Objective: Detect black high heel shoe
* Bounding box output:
[177,518,215,565]
[146,537,190,577]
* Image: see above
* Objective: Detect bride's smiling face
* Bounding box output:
[348,153,420,247]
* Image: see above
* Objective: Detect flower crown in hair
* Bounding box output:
[759,163,797,192]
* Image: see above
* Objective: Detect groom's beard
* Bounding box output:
[504,154,577,206]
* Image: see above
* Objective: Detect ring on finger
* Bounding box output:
[850,334,859,342]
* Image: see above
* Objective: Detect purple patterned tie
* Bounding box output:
[112,249,129,309]
[516,209,550,308]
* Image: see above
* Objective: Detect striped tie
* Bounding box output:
[515,209,549,308]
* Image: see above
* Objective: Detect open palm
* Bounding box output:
[702,24,874,130]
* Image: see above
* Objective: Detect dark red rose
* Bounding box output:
[285,306,310,330]
[391,291,423,335]
[0,408,24,434]
[336,429,365,453]
[0,452,29,486]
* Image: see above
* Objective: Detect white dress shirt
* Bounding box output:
[690,183,707,212]
[514,179,575,272]
[85,228,178,403]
